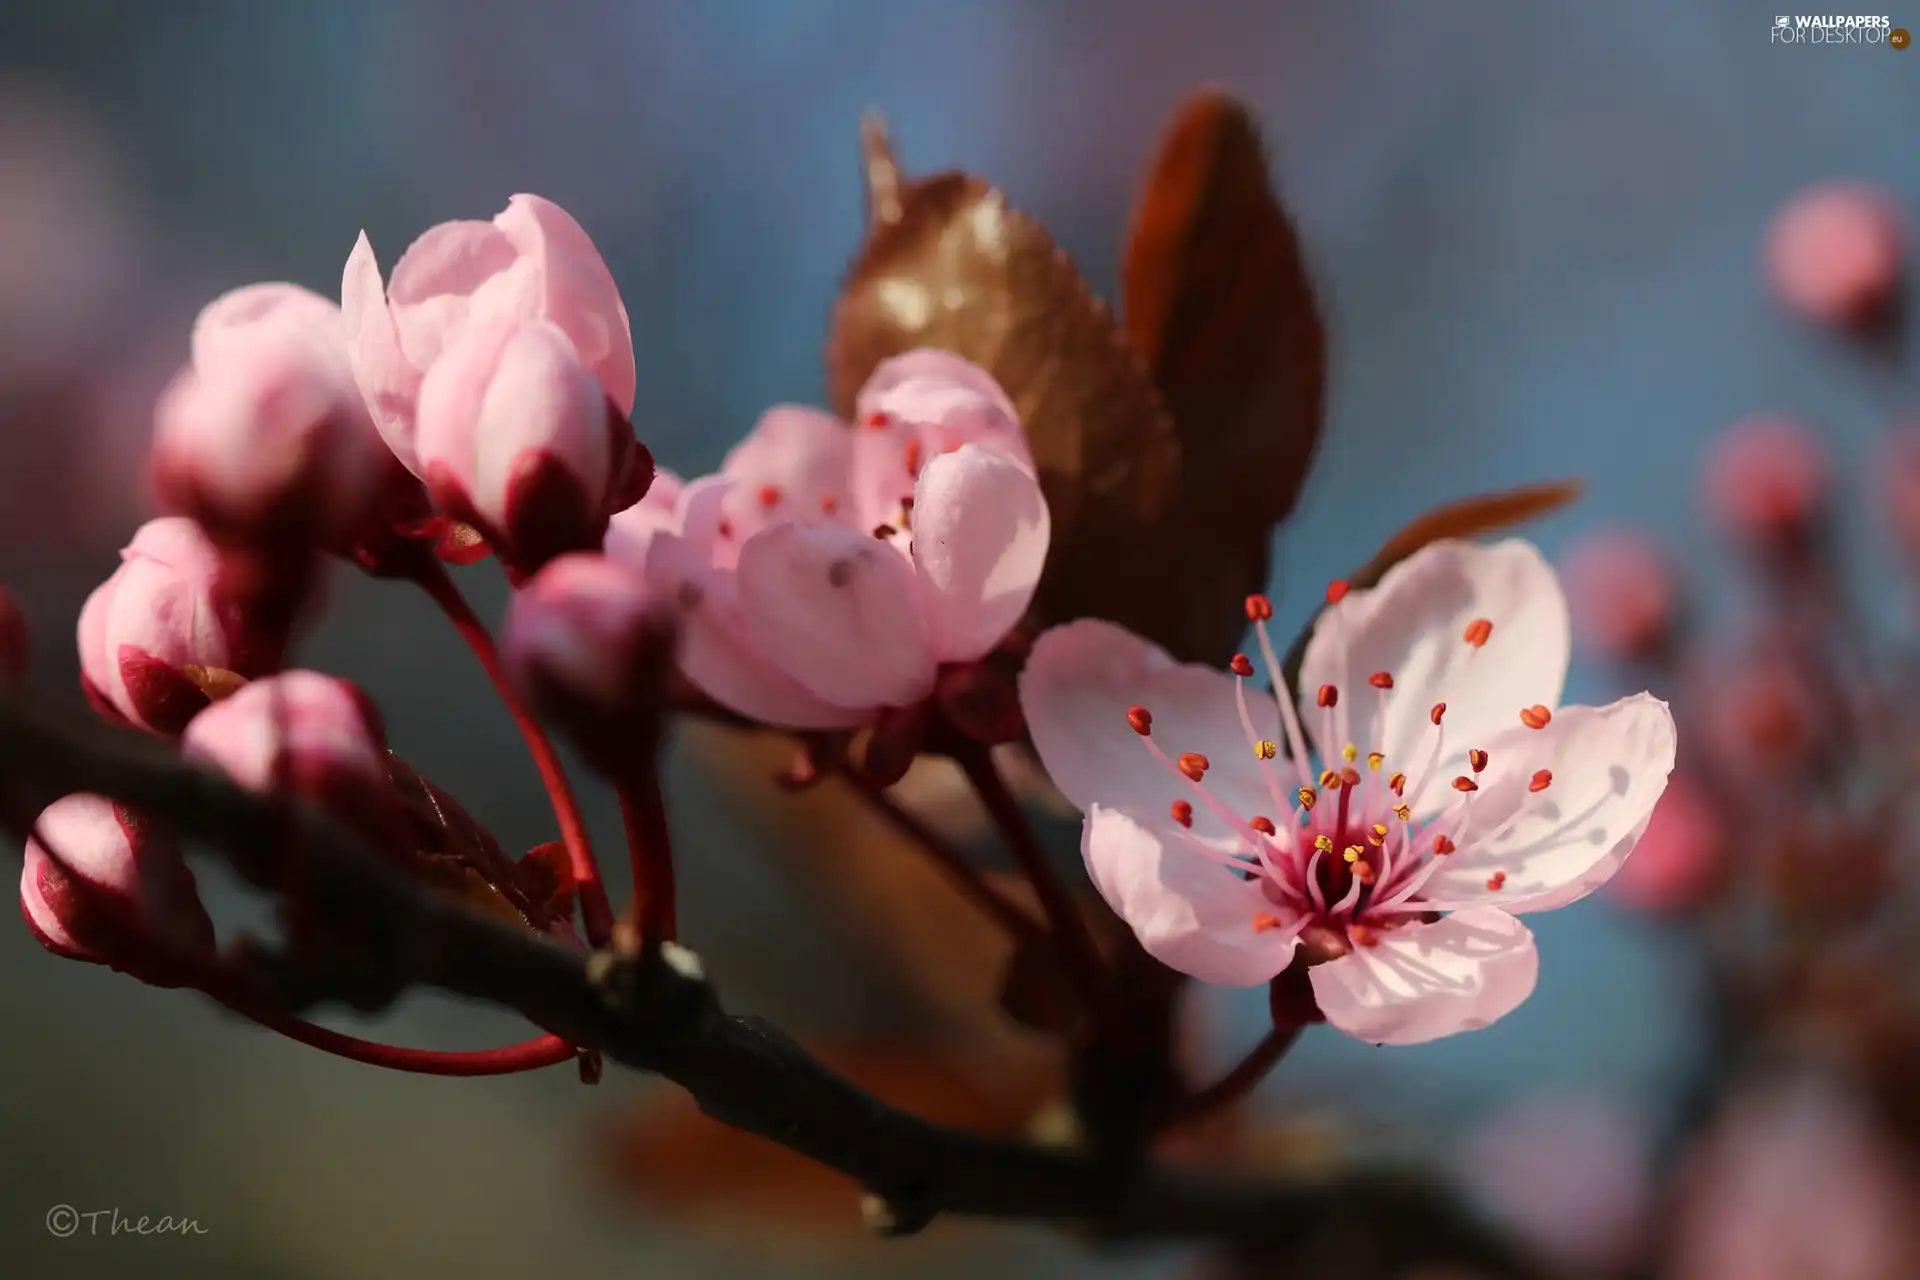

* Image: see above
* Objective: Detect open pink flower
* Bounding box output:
[1020,538,1676,1045]
[152,283,399,549]
[1763,182,1906,330]
[78,517,286,734]
[340,194,634,478]
[607,351,1049,729]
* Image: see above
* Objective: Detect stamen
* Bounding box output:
[1368,671,1394,689]
[1303,849,1328,911]
[1342,845,1363,863]
[1433,834,1457,854]
[1297,786,1318,812]
[1250,815,1277,836]
[1463,618,1493,648]
[904,438,924,477]
[872,524,897,539]
[1520,704,1552,730]
[757,484,783,509]
[1529,769,1553,793]
[1393,803,1412,821]
[1468,748,1489,773]
[1341,743,1358,763]
[1431,702,1447,725]
[1170,800,1194,828]
[1245,595,1273,621]
[1255,740,1278,760]
[1485,871,1507,891]
[1348,923,1381,948]
[1367,751,1385,771]
[1319,769,1340,789]
[1233,674,1298,814]
[1127,705,1153,736]
[1326,580,1350,604]
[1230,653,1255,678]
[1318,684,1339,708]
[1389,771,1407,795]
[1313,834,1334,853]
[1252,913,1287,934]
[1368,823,1389,846]
[1351,859,1377,886]
[1178,753,1210,782]
[862,411,891,430]
[1250,611,1316,789]
[1452,776,1479,793]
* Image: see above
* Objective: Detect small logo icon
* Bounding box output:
[1776,14,1792,25]
[1893,25,1912,45]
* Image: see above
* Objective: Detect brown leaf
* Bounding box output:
[604,1041,1056,1238]
[1279,480,1585,695]
[1123,89,1326,533]
[825,119,1187,654]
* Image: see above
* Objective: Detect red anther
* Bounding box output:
[1178,752,1210,781]
[1348,923,1381,948]
[1340,766,1362,788]
[1126,705,1153,736]
[1452,776,1479,793]
[1388,772,1407,796]
[1430,702,1448,725]
[1326,580,1350,604]
[1250,815,1278,836]
[1351,860,1377,886]
[1170,800,1194,828]
[1529,769,1554,793]
[820,494,840,515]
[1252,913,1285,933]
[862,410,890,430]
[1245,594,1274,621]
[1317,683,1339,708]
[872,524,897,539]
[1368,671,1394,689]
[904,438,923,477]
[1230,653,1255,678]
[1463,618,1494,648]
[1433,834,1457,855]
[1520,704,1552,730]
[1468,748,1489,773]
[1485,871,1507,891]
[757,484,782,509]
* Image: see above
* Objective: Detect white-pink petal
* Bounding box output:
[734,521,935,712]
[1419,694,1676,913]
[1021,620,1285,845]
[1309,907,1539,1045]
[909,444,1049,663]
[717,404,854,539]
[1082,805,1298,986]
[1297,538,1570,799]
[340,231,423,472]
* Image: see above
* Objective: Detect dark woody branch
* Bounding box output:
[0,689,1534,1273]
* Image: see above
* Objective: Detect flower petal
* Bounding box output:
[340,231,423,473]
[1021,620,1286,842]
[1418,694,1677,913]
[717,404,853,540]
[1298,538,1569,801]
[386,217,514,372]
[1310,907,1539,1045]
[494,194,636,414]
[1083,805,1297,986]
[910,444,1050,663]
[734,521,935,711]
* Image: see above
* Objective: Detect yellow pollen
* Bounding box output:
[1341,743,1358,763]
[1342,844,1364,863]
[1388,771,1407,796]
[1319,769,1340,789]
[1368,823,1389,847]
[1367,751,1385,771]
[1254,739,1277,760]
[1313,834,1334,853]
[1297,786,1318,811]
[1393,804,1412,821]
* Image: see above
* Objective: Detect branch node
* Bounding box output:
[860,1189,936,1238]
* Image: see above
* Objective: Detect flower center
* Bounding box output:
[1125,583,1556,948]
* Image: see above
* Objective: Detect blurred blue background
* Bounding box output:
[0,1,1912,1276]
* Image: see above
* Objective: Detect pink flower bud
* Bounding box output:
[0,583,27,684]
[20,794,214,978]
[502,553,675,767]
[1764,183,1906,331]
[152,284,399,550]
[341,194,635,477]
[182,670,407,854]
[1702,415,1829,543]
[1607,776,1725,913]
[415,319,640,576]
[1561,531,1676,659]
[77,517,289,734]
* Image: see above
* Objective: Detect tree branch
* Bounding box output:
[0,689,1533,1271]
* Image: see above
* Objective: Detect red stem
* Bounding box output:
[955,744,1119,1041]
[242,1010,576,1076]
[1171,1021,1304,1124]
[410,562,614,947]
[616,771,676,949]
[852,781,1047,944]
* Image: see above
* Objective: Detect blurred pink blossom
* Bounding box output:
[1561,530,1675,658]
[1764,183,1906,330]
[1702,415,1829,544]
[1605,775,1725,913]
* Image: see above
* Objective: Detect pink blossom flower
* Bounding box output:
[182,670,407,854]
[1605,776,1725,913]
[20,793,213,971]
[152,282,399,549]
[1703,415,1830,543]
[1019,539,1676,1045]
[607,351,1049,730]
[78,517,286,734]
[1670,1072,1920,1280]
[1764,183,1906,330]
[340,194,635,477]
[1561,530,1675,659]
[414,317,646,574]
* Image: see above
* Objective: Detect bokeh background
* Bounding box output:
[1,1,1914,1276]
